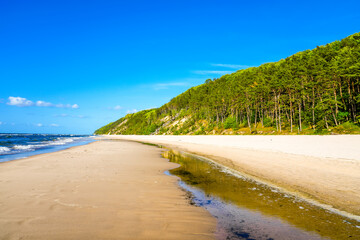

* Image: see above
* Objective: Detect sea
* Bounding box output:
[0,133,95,163]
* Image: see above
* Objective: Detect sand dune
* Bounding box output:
[105,135,360,217]
[0,140,215,240]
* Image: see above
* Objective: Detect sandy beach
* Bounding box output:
[0,140,215,240]
[104,135,360,217]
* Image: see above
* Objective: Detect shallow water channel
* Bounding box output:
[162,149,360,240]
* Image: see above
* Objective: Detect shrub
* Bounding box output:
[263,117,273,127]
[338,111,349,123]
[224,117,237,129]
[334,121,360,133]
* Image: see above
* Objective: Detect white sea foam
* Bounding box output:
[9,138,79,153]
[13,145,36,150]
[0,136,90,159]
[48,138,74,145]
[0,146,11,153]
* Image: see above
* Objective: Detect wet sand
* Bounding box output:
[0,140,215,240]
[104,135,360,217]
[164,150,360,240]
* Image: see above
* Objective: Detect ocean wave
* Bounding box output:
[0,146,11,153]
[13,145,35,150]
[47,138,75,145]
[0,135,91,158]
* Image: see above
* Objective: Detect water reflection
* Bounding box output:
[163,150,360,240]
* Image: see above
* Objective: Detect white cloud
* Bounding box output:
[7,96,79,109]
[126,109,138,114]
[55,103,79,109]
[211,63,253,69]
[54,113,69,117]
[108,105,122,110]
[7,97,34,107]
[140,78,204,91]
[50,123,59,127]
[36,100,52,107]
[53,114,87,118]
[192,70,233,75]
[36,123,43,127]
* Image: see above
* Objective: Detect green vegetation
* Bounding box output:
[95,33,360,135]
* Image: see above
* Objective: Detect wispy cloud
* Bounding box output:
[54,114,88,118]
[7,96,79,109]
[54,113,69,117]
[211,63,253,69]
[0,121,2,125]
[36,100,52,107]
[192,70,233,75]
[152,82,189,90]
[126,109,138,114]
[141,78,205,91]
[192,64,253,76]
[108,105,123,110]
[34,123,60,127]
[52,103,79,109]
[70,104,79,109]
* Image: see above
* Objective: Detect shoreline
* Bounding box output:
[102,135,360,219]
[0,140,216,239]
[0,141,98,166]
[0,136,95,163]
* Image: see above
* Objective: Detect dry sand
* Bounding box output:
[0,140,215,240]
[104,135,360,217]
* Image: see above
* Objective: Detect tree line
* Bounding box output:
[95,32,360,135]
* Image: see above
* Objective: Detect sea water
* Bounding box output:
[0,133,94,162]
[163,149,360,240]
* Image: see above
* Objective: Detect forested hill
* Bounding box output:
[95,32,360,135]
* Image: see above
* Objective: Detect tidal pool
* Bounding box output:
[162,150,360,240]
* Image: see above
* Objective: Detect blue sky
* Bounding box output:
[1,0,360,134]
